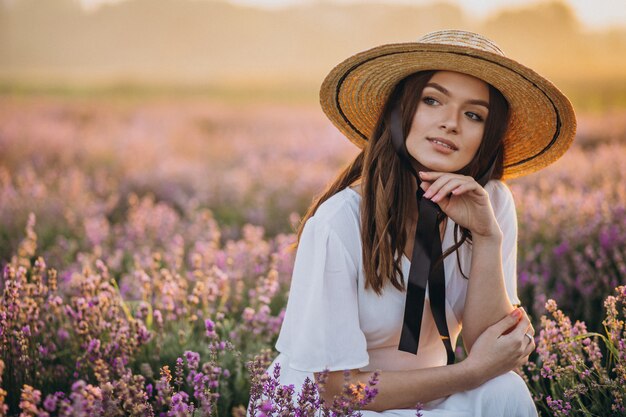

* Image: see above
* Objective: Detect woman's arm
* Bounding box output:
[316,308,533,411]
[462,181,522,351]
[418,173,521,351]
[320,360,479,411]
[461,231,514,351]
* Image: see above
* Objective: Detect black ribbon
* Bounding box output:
[388,104,495,365]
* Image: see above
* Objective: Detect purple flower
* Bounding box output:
[87,338,101,354]
[184,351,200,371]
[168,392,193,417]
[57,328,70,342]
[260,400,273,412]
[553,242,569,257]
[43,393,59,412]
[205,319,217,339]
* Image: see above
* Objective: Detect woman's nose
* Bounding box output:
[439,108,459,133]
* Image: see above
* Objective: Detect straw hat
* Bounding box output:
[319,29,577,179]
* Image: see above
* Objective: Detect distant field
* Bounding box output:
[0,80,321,105]
[0,93,624,261]
[558,78,626,112]
[1,77,626,110]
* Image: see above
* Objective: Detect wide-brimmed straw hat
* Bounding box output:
[319,29,577,179]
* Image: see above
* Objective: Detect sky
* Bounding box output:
[79,0,626,30]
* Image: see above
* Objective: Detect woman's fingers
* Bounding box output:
[517,322,536,367]
[419,171,460,191]
[450,181,482,197]
[418,171,495,234]
[507,309,535,359]
[420,173,473,200]
[492,308,524,337]
[522,334,535,354]
[522,323,536,354]
[419,171,444,181]
[511,309,532,339]
[521,334,536,358]
[429,178,468,202]
[467,308,537,379]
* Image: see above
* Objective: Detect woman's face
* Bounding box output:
[405,71,490,173]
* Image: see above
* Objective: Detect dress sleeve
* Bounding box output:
[489,180,522,306]
[275,216,369,372]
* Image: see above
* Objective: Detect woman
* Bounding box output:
[263,30,576,415]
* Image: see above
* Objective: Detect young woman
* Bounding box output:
[263,30,576,416]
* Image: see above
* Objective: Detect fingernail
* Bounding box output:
[511,308,522,319]
[418,171,424,177]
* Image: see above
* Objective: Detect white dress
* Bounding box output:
[255,180,537,416]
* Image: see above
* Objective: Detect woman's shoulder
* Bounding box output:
[304,187,362,248]
[484,179,517,224]
[484,179,515,207]
[311,187,361,224]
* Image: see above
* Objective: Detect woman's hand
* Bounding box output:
[463,308,535,386]
[418,171,499,238]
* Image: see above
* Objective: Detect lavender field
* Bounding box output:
[1,96,626,416]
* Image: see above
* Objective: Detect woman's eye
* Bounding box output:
[466,112,484,122]
[423,97,439,105]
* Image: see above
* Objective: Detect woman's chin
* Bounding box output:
[414,159,463,174]
[409,147,471,173]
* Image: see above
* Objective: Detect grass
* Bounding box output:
[557,78,626,112]
[2,76,626,111]
[0,79,320,105]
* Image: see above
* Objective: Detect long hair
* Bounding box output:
[297,70,510,294]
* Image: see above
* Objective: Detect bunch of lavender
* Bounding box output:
[523,286,626,416]
[1,212,289,416]
[0,318,236,417]
[122,220,289,415]
[511,143,626,332]
[247,350,380,417]
[0,215,153,414]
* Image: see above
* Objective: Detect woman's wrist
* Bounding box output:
[457,357,489,389]
[472,222,503,244]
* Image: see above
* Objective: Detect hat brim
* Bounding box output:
[319,42,577,179]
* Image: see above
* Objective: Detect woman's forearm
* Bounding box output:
[462,230,515,351]
[317,306,531,411]
[319,360,481,411]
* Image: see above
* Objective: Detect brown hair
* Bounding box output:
[297,70,510,294]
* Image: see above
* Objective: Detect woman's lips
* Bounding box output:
[427,137,458,153]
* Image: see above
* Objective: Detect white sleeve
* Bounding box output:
[275,216,369,372]
[488,180,521,306]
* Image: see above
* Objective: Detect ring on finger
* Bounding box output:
[524,332,534,343]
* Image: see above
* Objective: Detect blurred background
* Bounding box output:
[2,0,626,339]
[1,0,626,104]
[1,0,626,338]
[1,1,626,415]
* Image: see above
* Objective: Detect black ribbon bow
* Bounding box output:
[388,104,494,365]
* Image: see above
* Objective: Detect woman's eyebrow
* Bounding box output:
[425,82,490,109]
